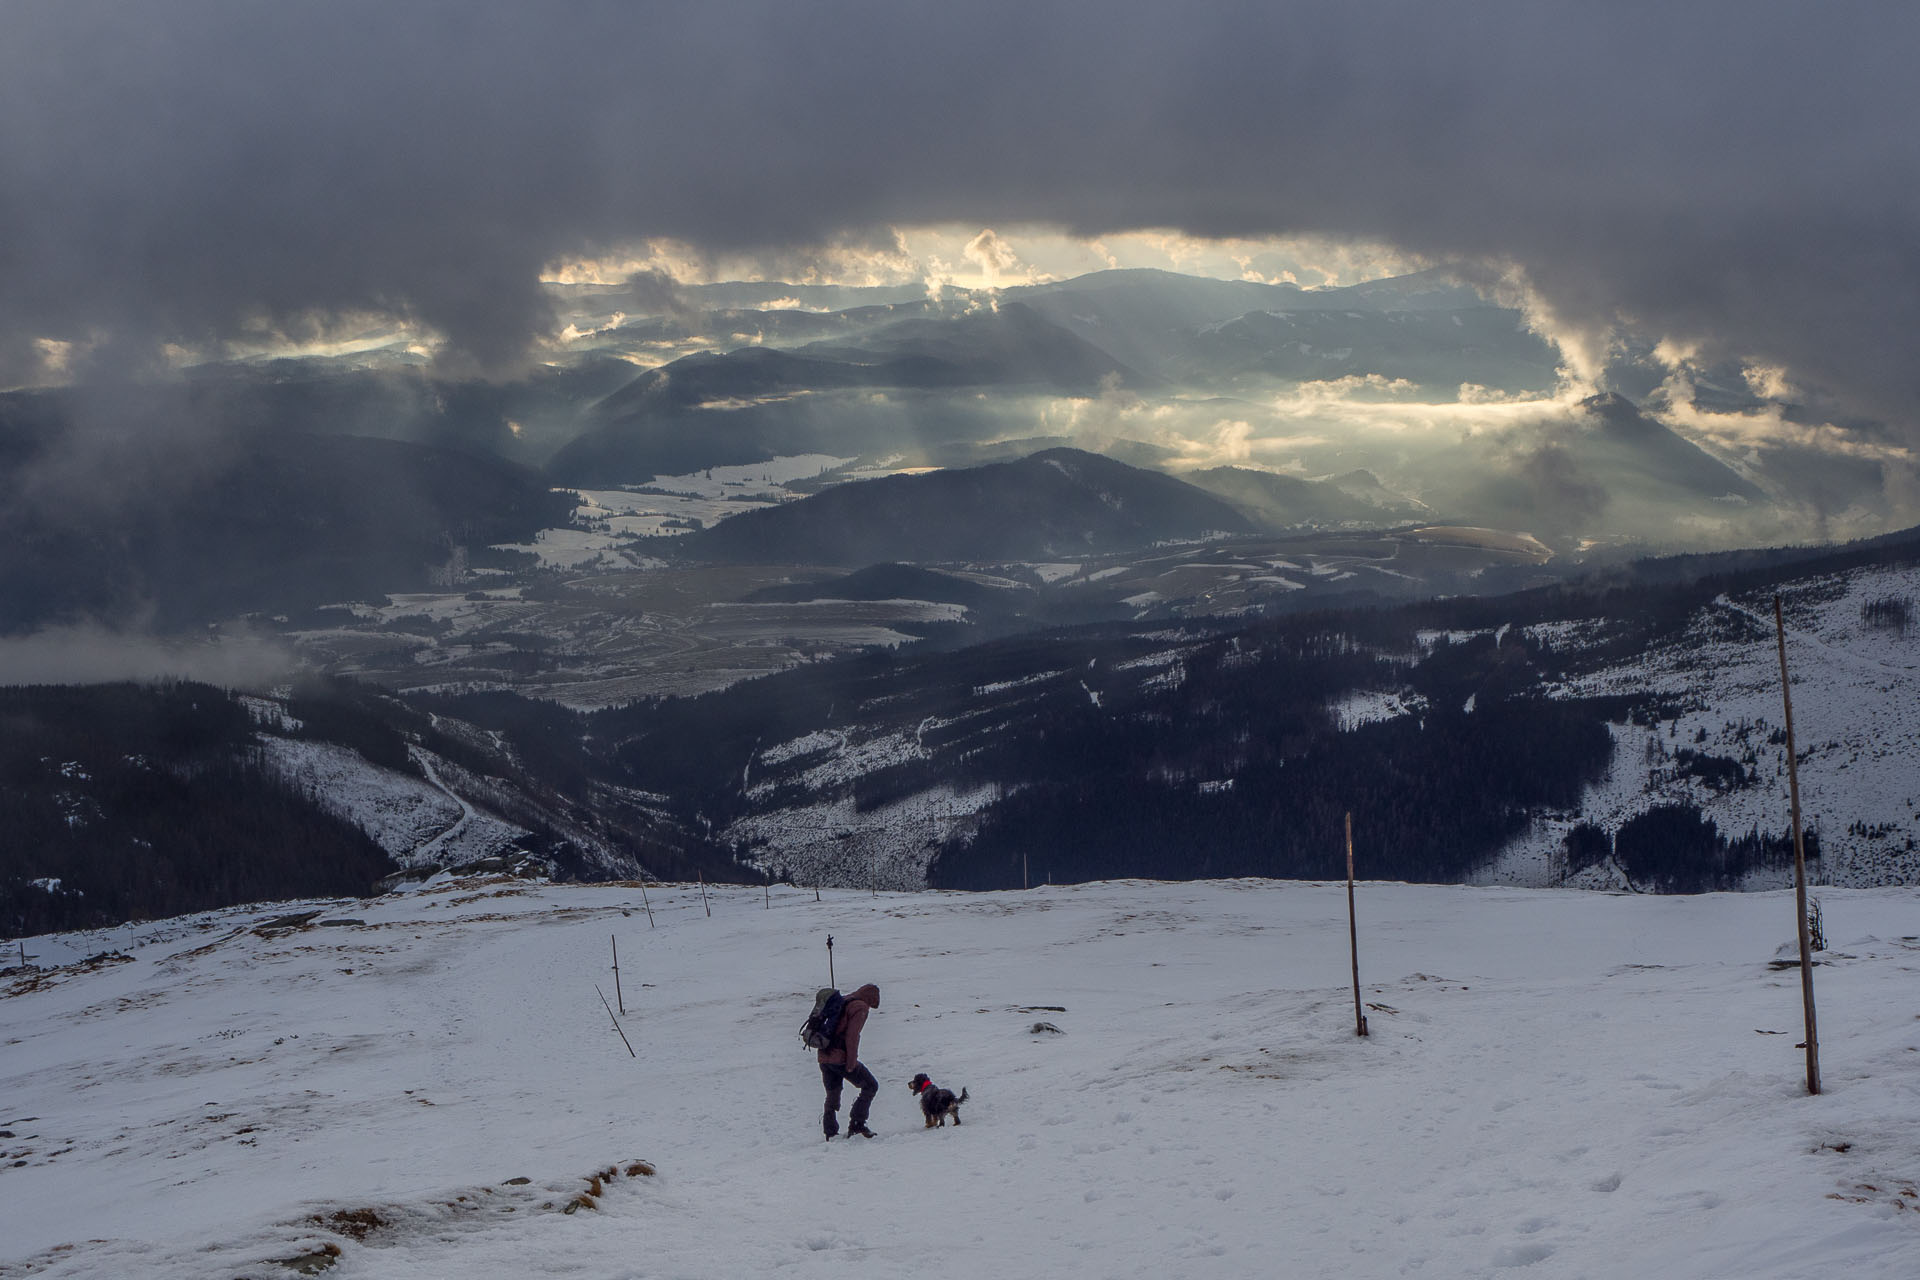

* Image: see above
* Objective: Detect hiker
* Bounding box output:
[819,982,880,1139]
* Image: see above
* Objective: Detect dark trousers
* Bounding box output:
[820,1062,877,1134]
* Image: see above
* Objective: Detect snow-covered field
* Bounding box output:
[5,878,1919,1278]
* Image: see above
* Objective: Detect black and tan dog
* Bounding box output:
[908,1072,969,1127]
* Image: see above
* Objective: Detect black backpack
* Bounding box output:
[800,988,847,1051]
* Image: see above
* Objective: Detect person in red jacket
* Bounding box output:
[818,982,880,1139]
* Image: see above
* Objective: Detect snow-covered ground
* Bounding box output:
[644,456,852,498]
[549,457,853,547]
[5,878,1919,1278]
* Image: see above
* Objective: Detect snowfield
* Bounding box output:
[4,878,1919,1278]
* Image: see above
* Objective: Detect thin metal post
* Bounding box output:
[1347,812,1369,1038]
[611,935,624,1015]
[596,984,635,1058]
[1773,595,1820,1094]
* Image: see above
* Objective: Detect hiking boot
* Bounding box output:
[847,1121,876,1138]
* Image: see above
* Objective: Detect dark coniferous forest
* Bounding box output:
[0,683,390,936]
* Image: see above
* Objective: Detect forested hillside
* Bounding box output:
[0,683,389,935]
[0,678,745,936]
[6,526,1915,937]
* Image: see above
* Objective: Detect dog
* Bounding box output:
[908,1072,969,1128]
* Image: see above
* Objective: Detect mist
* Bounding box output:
[0,624,295,690]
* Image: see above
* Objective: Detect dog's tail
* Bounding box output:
[958,1088,969,1104]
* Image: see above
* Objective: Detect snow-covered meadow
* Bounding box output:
[5,877,1919,1278]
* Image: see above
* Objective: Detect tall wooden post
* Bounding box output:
[1346,812,1369,1038]
[611,934,625,1015]
[1773,595,1820,1094]
[637,881,655,927]
[700,872,711,918]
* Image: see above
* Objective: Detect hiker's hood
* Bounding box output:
[848,983,879,1010]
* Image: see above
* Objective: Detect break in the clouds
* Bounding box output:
[3,1,1917,434]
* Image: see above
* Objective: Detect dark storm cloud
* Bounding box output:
[3,1,1917,427]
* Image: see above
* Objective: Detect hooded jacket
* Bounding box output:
[817,983,879,1070]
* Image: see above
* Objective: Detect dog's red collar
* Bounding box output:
[916,1079,934,1093]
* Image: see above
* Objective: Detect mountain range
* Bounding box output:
[9,521,1916,935]
[6,265,1894,561]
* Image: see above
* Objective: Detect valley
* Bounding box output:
[4,266,1920,937]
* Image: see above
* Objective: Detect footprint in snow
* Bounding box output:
[1492,1241,1556,1268]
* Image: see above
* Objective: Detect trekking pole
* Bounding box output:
[611,934,625,1015]
[1346,812,1368,1038]
[596,984,635,1058]
[827,934,835,988]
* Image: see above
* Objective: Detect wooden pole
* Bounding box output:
[611,934,624,1015]
[700,872,711,918]
[1773,595,1821,1095]
[1346,812,1369,1038]
[596,984,635,1058]
[638,881,655,928]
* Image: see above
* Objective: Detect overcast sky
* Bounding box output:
[3,1,1916,434]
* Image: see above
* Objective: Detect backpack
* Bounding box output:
[800,987,847,1051]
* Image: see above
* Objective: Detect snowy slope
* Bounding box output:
[1481,563,1920,888]
[4,878,1918,1278]
[255,738,529,868]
